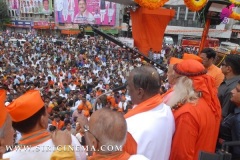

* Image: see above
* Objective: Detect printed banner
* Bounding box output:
[8,0,19,9]
[19,0,52,14]
[55,0,116,26]
[34,21,49,26]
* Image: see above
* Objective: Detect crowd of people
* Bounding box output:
[0,31,240,160]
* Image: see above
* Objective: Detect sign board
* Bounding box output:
[34,21,49,26]
[54,0,116,26]
[11,20,33,27]
[8,0,19,9]
[19,0,53,14]
[118,37,134,48]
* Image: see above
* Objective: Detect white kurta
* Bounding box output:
[129,155,150,160]
[3,135,87,160]
[126,103,175,160]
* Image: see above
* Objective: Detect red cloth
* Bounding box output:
[52,120,64,130]
[183,53,203,63]
[124,94,163,119]
[131,8,175,55]
[170,60,221,160]
[170,98,221,160]
[0,89,7,127]
[169,57,183,65]
[18,129,51,147]
[122,132,137,155]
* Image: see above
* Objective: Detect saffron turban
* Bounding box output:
[169,57,183,65]
[173,59,221,118]
[183,53,203,63]
[6,90,44,122]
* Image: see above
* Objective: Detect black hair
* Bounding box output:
[225,54,240,75]
[201,48,216,59]
[79,0,86,3]
[49,125,56,132]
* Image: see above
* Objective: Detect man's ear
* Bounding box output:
[91,137,98,150]
[137,88,144,99]
[0,138,6,155]
[39,112,48,129]
[227,65,232,73]
[0,139,4,147]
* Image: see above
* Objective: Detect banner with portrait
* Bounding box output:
[54,0,116,26]
[8,0,20,9]
[19,0,52,14]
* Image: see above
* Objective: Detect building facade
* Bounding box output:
[164,0,240,43]
[4,0,240,42]
[4,0,125,35]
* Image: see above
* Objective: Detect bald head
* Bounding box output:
[0,114,14,151]
[130,65,161,95]
[89,108,127,148]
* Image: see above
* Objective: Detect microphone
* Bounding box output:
[93,83,127,110]
[112,83,127,92]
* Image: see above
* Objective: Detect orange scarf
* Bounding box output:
[18,129,51,147]
[124,94,163,119]
[88,151,131,160]
[0,90,7,128]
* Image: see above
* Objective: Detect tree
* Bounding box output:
[0,0,10,30]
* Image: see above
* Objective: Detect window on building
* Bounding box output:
[179,7,186,21]
[176,7,180,20]
[185,8,188,20]
[193,12,196,21]
[188,10,195,21]
[12,10,15,17]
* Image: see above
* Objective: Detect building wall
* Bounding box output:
[5,0,123,34]
[5,0,239,39]
[164,0,238,39]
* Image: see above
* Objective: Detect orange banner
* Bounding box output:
[61,30,80,35]
[131,8,175,55]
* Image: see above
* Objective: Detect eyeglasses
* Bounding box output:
[221,62,227,66]
[84,125,100,142]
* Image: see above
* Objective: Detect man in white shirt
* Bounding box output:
[74,0,95,24]
[124,66,175,160]
[4,90,86,160]
[68,0,75,22]
[118,96,128,112]
[61,0,69,21]
[95,80,104,90]
[68,81,76,90]
[42,0,51,15]
[103,73,110,84]
[55,0,63,22]
[86,76,92,84]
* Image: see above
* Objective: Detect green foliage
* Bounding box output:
[0,0,11,30]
